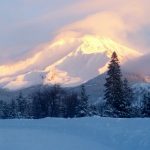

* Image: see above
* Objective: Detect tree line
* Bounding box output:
[0,51,149,119]
[0,85,95,119]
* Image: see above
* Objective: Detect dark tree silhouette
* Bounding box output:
[77,85,89,117]
[104,52,128,117]
[142,92,150,117]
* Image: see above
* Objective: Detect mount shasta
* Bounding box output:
[0,34,146,90]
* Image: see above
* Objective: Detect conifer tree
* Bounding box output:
[77,85,89,117]
[9,100,17,119]
[48,85,63,117]
[122,78,133,117]
[104,51,126,117]
[142,92,150,117]
[0,101,4,118]
[0,101,10,119]
[32,90,43,119]
[64,92,79,118]
[16,92,28,118]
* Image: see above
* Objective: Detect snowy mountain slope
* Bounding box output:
[0,37,79,78]
[44,35,142,86]
[0,34,142,90]
[0,117,150,150]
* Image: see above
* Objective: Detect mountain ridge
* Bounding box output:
[0,34,143,90]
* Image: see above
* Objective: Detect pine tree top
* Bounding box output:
[111,51,119,62]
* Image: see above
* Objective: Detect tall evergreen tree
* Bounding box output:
[64,92,79,118]
[0,101,4,118]
[16,92,28,118]
[122,78,133,117]
[0,101,10,119]
[48,85,63,117]
[77,85,89,117]
[9,100,17,118]
[142,92,150,117]
[104,51,126,117]
[32,90,44,119]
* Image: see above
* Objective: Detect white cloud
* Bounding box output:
[0,0,150,63]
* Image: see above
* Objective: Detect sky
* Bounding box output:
[0,0,150,64]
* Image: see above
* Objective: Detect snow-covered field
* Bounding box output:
[0,117,149,150]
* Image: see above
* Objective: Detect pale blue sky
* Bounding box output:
[0,0,80,61]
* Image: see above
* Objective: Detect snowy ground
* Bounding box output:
[0,117,150,150]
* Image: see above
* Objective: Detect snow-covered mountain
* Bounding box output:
[44,35,141,86]
[0,34,142,90]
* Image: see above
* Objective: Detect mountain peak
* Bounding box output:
[71,35,142,61]
[0,34,143,90]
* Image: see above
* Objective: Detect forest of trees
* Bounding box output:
[0,85,93,119]
[0,52,149,119]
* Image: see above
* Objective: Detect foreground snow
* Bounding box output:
[0,117,150,150]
